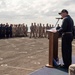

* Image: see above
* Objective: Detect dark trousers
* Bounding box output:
[62,34,73,68]
[2,32,5,38]
[6,32,9,38]
[10,32,12,38]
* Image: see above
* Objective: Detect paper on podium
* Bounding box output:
[47,27,57,33]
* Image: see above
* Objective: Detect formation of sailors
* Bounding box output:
[0,22,60,39]
[0,23,12,39]
[12,24,28,37]
[0,23,28,39]
[30,23,54,38]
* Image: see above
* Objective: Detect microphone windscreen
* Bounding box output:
[56,18,63,19]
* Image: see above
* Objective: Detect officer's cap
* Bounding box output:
[58,9,68,15]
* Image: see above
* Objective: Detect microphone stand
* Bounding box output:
[48,18,61,31]
[55,19,60,27]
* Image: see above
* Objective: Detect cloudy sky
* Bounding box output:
[0,0,75,25]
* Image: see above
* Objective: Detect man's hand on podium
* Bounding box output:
[47,28,58,33]
[52,30,57,33]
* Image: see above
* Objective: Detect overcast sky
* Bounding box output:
[0,0,75,25]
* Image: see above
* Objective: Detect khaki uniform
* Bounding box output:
[42,25,46,38]
[52,25,54,28]
[34,25,37,38]
[20,25,24,37]
[15,25,18,37]
[25,25,28,37]
[12,25,14,37]
[39,24,43,38]
[46,24,50,38]
[17,25,22,37]
[37,24,39,38]
[17,25,21,37]
[12,25,17,37]
[49,24,52,29]
[30,23,34,38]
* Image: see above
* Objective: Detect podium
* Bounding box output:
[46,28,58,68]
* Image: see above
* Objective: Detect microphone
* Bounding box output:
[55,17,62,27]
[56,18,63,19]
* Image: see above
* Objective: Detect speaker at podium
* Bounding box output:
[46,18,62,68]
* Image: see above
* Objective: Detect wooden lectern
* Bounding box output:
[46,28,58,68]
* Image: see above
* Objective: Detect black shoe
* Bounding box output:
[60,65,68,69]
